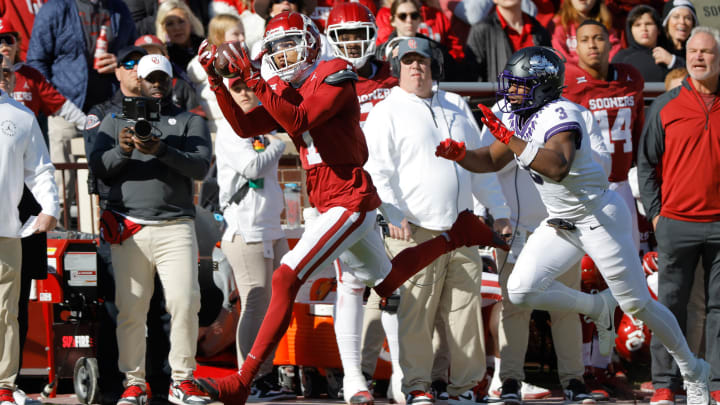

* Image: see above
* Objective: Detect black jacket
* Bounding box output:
[463,11,550,82]
[611,5,681,83]
[89,98,211,220]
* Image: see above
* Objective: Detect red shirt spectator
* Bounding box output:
[377,2,463,60]
[497,8,535,51]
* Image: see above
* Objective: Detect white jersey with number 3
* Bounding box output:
[505,98,609,220]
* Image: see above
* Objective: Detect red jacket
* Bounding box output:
[638,78,720,222]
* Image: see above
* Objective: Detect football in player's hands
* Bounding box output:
[214,41,244,78]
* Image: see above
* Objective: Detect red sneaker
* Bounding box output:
[117,385,148,405]
[0,388,16,405]
[349,390,374,405]
[650,388,675,405]
[445,210,509,251]
[196,374,249,404]
[710,390,719,403]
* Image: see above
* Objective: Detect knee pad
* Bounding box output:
[507,276,554,308]
[618,294,650,315]
[336,280,365,296]
[507,291,531,308]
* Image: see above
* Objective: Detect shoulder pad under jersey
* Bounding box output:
[325,69,358,85]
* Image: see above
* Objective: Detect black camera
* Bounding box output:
[122,97,161,141]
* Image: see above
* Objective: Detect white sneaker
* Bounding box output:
[13,389,41,405]
[521,382,551,400]
[684,358,710,405]
[589,290,618,357]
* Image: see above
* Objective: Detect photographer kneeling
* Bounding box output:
[88,54,212,405]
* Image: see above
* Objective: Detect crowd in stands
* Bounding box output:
[0,0,717,405]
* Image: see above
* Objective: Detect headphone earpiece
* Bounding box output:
[389,40,445,81]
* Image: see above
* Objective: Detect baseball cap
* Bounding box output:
[396,37,432,61]
[0,17,18,36]
[116,46,148,66]
[137,54,173,79]
[135,34,165,48]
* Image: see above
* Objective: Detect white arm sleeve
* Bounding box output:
[57,100,87,131]
[24,116,60,218]
[363,106,406,227]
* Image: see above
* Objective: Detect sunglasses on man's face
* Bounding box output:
[396,12,420,21]
[272,0,299,5]
[120,59,141,70]
[0,34,16,46]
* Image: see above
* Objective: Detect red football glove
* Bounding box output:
[435,138,466,161]
[220,41,262,90]
[477,103,514,144]
[198,39,223,90]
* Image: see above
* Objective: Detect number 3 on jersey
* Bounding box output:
[593,108,632,154]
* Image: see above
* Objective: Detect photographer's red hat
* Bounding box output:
[0,18,18,36]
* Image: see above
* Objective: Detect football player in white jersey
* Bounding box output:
[434,46,711,405]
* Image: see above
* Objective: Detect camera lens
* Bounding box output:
[134,119,152,141]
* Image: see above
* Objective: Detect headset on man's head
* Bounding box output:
[388,37,444,81]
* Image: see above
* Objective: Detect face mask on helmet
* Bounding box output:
[327,25,376,68]
[497,48,565,114]
[262,12,320,83]
[326,2,377,69]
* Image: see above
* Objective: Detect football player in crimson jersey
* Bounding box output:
[325,3,401,403]
[195,11,508,404]
[326,1,397,125]
[563,19,645,250]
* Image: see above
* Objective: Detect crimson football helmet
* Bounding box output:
[326,2,377,68]
[581,254,608,294]
[262,11,322,83]
[615,313,651,364]
[642,251,658,276]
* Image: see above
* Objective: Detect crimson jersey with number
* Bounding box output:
[12,63,66,116]
[215,58,381,214]
[356,61,397,126]
[563,63,645,182]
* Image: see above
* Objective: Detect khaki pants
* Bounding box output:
[222,235,289,377]
[48,116,80,205]
[112,220,201,386]
[360,289,385,376]
[0,238,21,389]
[496,236,584,388]
[390,225,485,397]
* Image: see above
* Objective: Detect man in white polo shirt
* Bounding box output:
[0,53,59,405]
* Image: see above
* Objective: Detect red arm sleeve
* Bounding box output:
[253,78,354,138]
[32,71,67,116]
[214,83,279,138]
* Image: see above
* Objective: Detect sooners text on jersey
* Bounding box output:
[563,63,645,182]
[356,61,397,126]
